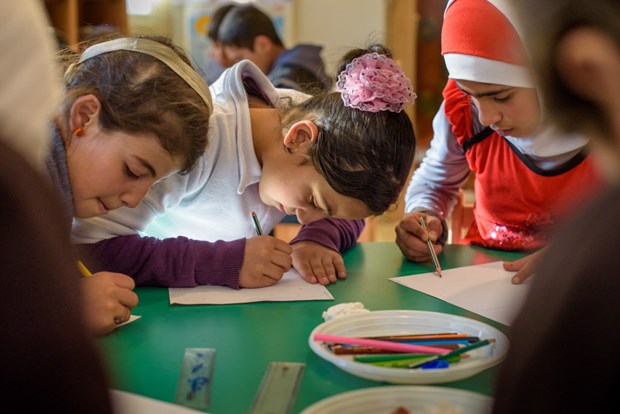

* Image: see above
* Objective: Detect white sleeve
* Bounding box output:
[404,101,471,219]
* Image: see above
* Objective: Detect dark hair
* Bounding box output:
[207,4,237,42]
[58,35,210,174]
[280,45,416,215]
[218,4,284,50]
[517,0,620,142]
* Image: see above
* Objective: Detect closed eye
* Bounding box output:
[309,194,332,216]
[494,94,513,103]
[124,164,139,179]
[308,195,319,209]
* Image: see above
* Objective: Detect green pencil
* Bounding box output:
[408,338,495,368]
[354,353,438,363]
[370,355,462,368]
[251,211,263,236]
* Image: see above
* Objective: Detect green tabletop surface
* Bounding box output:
[98,242,525,413]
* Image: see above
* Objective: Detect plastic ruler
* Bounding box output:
[249,361,306,414]
[175,348,216,411]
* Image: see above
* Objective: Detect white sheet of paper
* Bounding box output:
[390,261,530,326]
[116,314,141,329]
[169,269,334,305]
[111,389,206,414]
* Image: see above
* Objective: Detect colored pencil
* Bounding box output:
[77,260,93,277]
[251,211,263,236]
[331,343,460,355]
[314,333,450,355]
[366,333,477,341]
[408,338,496,368]
[419,217,443,277]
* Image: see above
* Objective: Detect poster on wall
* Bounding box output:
[175,0,292,84]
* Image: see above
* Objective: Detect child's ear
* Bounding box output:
[254,35,274,54]
[283,120,319,151]
[69,94,102,135]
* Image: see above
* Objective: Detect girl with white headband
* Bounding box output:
[396,0,604,284]
[54,35,212,334]
[72,44,417,290]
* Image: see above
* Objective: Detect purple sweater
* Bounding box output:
[78,218,363,289]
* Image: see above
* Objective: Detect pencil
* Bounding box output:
[419,217,443,277]
[331,343,460,355]
[314,333,451,355]
[407,338,496,368]
[251,211,263,236]
[365,333,479,342]
[76,260,93,277]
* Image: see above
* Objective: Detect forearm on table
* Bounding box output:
[291,218,365,252]
[75,235,246,289]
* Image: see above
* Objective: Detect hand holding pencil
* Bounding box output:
[395,212,445,267]
[239,212,293,288]
[79,265,139,336]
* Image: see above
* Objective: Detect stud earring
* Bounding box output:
[73,127,84,137]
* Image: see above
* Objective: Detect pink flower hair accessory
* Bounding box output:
[336,52,416,113]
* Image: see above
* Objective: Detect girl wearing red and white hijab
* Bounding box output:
[396,0,605,284]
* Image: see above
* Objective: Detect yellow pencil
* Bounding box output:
[77,260,93,277]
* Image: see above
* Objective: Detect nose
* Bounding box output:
[476,100,502,127]
[295,209,327,225]
[121,182,151,208]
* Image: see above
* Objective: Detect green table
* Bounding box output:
[98,242,524,413]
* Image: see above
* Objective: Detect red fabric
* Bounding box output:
[442,80,604,251]
[441,0,527,66]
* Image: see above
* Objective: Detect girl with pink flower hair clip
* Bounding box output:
[73,44,417,290]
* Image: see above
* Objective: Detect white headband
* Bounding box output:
[67,37,213,112]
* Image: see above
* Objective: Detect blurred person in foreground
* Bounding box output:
[0,1,112,411]
[492,0,620,412]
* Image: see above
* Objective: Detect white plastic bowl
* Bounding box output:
[301,385,493,414]
[308,310,509,384]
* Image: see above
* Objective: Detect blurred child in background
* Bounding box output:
[216,3,333,95]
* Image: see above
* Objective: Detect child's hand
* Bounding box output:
[396,212,444,262]
[503,248,545,284]
[80,272,138,336]
[291,241,346,285]
[240,235,293,288]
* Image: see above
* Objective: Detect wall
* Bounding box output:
[290,0,387,77]
[127,0,388,79]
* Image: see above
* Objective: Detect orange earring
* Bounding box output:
[73,127,84,137]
